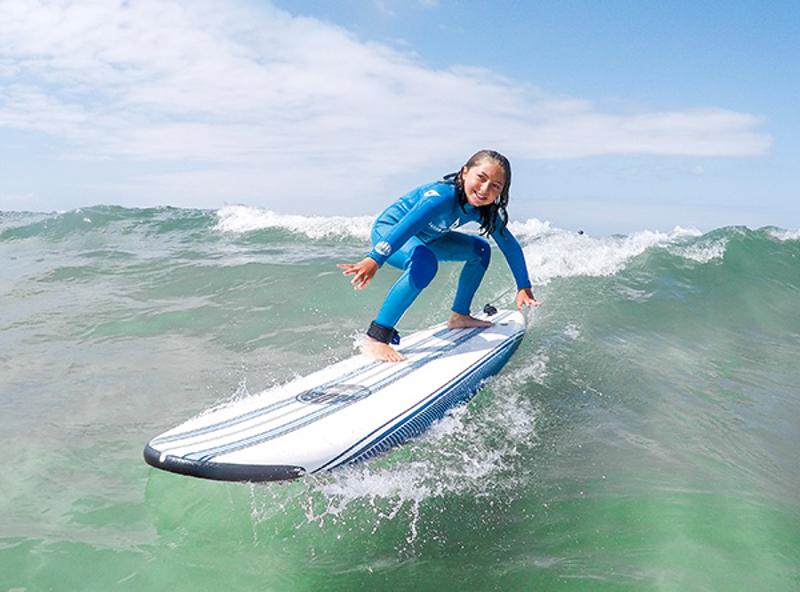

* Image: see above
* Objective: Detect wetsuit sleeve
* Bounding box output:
[367,193,451,266]
[490,225,532,290]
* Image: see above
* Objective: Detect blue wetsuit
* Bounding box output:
[367,179,531,331]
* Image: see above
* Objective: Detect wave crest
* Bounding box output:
[768,228,800,242]
[215,205,374,240]
[524,226,705,283]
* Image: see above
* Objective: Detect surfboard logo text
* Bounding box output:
[296,384,373,405]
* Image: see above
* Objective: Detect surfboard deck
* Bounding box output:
[143,309,525,482]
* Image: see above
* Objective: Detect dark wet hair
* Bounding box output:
[443,149,511,236]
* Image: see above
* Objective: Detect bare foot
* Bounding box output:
[447,312,493,329]
[361,336,407,362]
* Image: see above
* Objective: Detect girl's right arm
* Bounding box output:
[338,190,450,289]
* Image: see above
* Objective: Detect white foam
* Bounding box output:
[666,238,728,263]
[768,228,800,242]
[248,367,542,544]
[564,324,581,340]
[506,218,554,242]
[522,226,702,284]
[215,205,374,240]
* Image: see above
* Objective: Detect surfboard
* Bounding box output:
[143,309,525,482]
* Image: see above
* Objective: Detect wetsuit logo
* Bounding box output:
[375,241,392,256]
[427,216,460,233]
[423,189,440,197]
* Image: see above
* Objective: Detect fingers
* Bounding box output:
[336,263,355,274]
[350,269,372,289]
[516,296,542,310]
[338,263,361,281]
[338,261,374,289]
[339,258,379,291]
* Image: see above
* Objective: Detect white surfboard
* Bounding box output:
[143,309,525,482]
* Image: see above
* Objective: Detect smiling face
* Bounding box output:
[461,159,506,208]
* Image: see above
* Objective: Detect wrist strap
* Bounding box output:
[367,321,400,345]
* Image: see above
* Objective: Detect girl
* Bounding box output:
[338,149,540,362]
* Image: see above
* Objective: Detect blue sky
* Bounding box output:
[1,0,797,233]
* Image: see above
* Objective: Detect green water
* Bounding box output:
[1,207,799,590]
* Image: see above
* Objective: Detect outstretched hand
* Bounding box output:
[516,287,541,310]
[337,257,379,290]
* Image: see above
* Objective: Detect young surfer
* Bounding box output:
[338,149,540,362]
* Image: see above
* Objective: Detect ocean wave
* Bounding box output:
[523,226,705,283]
[214,205,375,241]
[214,206,562,245]
[0,205,209,242]
[4,205,790,293]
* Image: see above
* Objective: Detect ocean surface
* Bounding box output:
[1,205,799,591]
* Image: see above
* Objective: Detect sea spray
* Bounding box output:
[243,356,546,547]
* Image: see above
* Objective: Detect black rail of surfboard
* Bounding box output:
[143,444,305,482]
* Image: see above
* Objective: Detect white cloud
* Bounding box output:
[0,0,771,209]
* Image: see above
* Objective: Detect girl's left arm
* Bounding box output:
[490,226,541,309]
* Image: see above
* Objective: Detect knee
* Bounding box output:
[472,237,491,268]
[409,245,438,289]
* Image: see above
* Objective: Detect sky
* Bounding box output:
[0,0,798,234]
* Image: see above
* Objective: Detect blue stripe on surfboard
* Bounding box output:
[183,320,505,462]
[181,318,512,463]
[335,334,523,468]
[154,322,484,460]
[314,331,524,472]
[150,323,462,447]
[320,332,522,471]
[150,321,475,447]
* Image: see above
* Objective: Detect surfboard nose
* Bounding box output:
[143,444,306,482]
